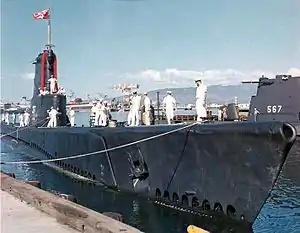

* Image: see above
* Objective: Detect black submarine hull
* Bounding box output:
[1,120,297,227]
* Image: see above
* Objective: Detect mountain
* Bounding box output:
[144,84,257,105]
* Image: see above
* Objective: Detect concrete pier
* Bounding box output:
[1,190,76,233]
[1,172,143,233]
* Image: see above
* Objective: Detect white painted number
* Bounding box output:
[267,105,282,113]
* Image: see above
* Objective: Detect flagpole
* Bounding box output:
[46,8,52,91]
[47,8,52,50]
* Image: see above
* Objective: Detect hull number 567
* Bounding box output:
[267,105,282,113]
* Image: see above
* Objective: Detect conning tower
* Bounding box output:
[30,48,67,127]
[245,75,300,124]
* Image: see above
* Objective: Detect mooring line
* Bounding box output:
[1,122,199,165]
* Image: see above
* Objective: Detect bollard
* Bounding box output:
[25,181,41,189]
[58,194,77,203]
[103,212,124,222]
[187,225,210,233]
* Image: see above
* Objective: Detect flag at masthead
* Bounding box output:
[32,8,53,50]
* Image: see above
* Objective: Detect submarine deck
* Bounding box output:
[0,120,297,226]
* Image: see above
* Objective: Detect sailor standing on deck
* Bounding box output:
[100,101,109,126]
[19,113,25,127]
[143,92,151,125]
[99,100,106,126]
[48,75,57,94]
[253,107,260,122]
[69,107,75,127]
[4,112,9,125]
[47,106,58,127]
[127,102,133,126]
[195,78,207,123]
[130,91,141,126]
[90,101,97,126]
[94,99,103,126]
[163,91,177,125]
[23,111,30,126]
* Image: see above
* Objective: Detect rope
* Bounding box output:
[166,127,191,190]
[0,117,50,139]
[0,122,198,165]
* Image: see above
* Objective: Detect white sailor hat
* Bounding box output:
[144,92,147,95]
[195,78,202,82]
[167,90,172,94]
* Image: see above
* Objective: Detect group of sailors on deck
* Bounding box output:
[38,75,65,96]
[1,77,208,128]
[125,77,208,126]
[1,111,31,127]
[90,99,111,126]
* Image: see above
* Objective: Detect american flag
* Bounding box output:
[32,8,50,20]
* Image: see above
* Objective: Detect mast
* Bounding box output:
[46,11,52,89]
[45,8,53,51]
[42,8,58,92]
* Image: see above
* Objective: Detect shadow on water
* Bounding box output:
[1,137,300,233]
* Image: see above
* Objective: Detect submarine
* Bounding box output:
[1,46,299,231]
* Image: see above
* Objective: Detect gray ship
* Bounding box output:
[1,46,299,232]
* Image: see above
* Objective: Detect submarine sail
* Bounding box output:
[30,49,67,127]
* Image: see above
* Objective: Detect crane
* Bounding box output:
[111,83,140,107]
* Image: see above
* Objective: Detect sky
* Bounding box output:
[1,0,300,102]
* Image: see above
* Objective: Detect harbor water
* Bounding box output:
[1,112,300,233]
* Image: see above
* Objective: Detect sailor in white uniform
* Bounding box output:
[253,107,260,122]
[48,75,57,94]
[100,101,109,126]
[19,113,25,127]
[127,102,133,126]
[162,91,177,125]
[143,92,151,125]
[47,106,58,127]
[130,91,141,126]
[195,78,207,123]
[58,87,66,95]
[4,112,9,125]
[23,111,30,126]
[94,99,103,126]
[69,107,75,127]
[90,101,98,126]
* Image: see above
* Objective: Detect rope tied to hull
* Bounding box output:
[0,122,199,165]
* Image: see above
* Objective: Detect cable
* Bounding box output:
[0,117,50,139]
[0,122,198,165]
[166,127,191,190]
